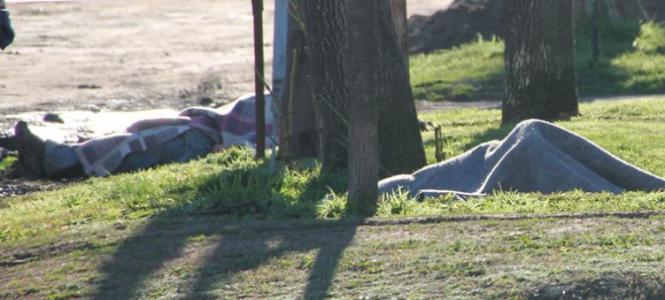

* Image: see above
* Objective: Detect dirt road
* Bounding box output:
[0,0,448,115]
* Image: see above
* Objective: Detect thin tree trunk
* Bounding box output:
[503,0,579,124]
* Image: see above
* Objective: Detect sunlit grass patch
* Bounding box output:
[411,21,665,101]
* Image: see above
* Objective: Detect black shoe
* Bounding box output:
[14,121,46,179]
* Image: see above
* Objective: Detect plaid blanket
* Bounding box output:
[76,94,275,176]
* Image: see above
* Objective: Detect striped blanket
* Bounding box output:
[76,94,275,176]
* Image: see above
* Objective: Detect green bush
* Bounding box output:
[633,21,665,54]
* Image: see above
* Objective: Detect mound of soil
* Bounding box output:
[408,0,506,54]
[408,0,665,54]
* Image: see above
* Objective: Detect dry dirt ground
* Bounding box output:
[0,0,449,123]
[0,0,450,143]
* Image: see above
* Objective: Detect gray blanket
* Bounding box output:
[379,119,665,198]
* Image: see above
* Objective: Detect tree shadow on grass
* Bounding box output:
[93,160,359,299]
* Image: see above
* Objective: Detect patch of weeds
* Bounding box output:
[378,189,419,216]
[633,21,665,54]
[317,190,349,219]
[298,254,316,270]
[0,156,16,172]
[631,251,665,263]
[431,260,488,280]
[448,240,480,254]
[594,233,652,249]
[369,239,435,251]
[342,257,385,274]
[47,284,82,300]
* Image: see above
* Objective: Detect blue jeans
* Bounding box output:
[44,128,214,178]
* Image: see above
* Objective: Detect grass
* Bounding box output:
[3,98,665,298]
[411,20,665,101]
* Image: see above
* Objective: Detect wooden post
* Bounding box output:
[252,0,266,159]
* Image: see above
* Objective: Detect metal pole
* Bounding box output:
[252,0,266,159]
[272,0,288,126]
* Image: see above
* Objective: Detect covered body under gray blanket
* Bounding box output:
[379,119,665,198]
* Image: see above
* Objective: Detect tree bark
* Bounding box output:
[502,0,580,124]
[301,1,349,172]
[376,1,426,175]
[347,0,380,215]
[301,0,425,176]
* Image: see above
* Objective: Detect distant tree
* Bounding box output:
[502,0,580,124]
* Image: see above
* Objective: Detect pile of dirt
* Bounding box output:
[408,0,665,54]
[408,0,506,54]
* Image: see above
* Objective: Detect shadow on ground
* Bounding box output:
[529,272,665,300]
[92,160,360,299]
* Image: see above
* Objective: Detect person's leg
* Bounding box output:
[6,121,85,179]
[13,121,47,178]
[116,128,214,173]
[44,141,85,178]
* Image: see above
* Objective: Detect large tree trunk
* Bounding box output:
[301,1,349,172]
[301,0,425,175]
[502,0,580,124]
[376,0,426,175]
[347,0,380,214]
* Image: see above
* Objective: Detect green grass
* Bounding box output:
[410,35,504,101]
[3,99,665,245]
[3,99,665,298]
[411,21,665,101]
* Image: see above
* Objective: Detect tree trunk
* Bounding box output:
[301,0,425,176]
[376,1,426,175]
[301,1,349,172]
[502,0,579,124]
[347,0,380,215]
